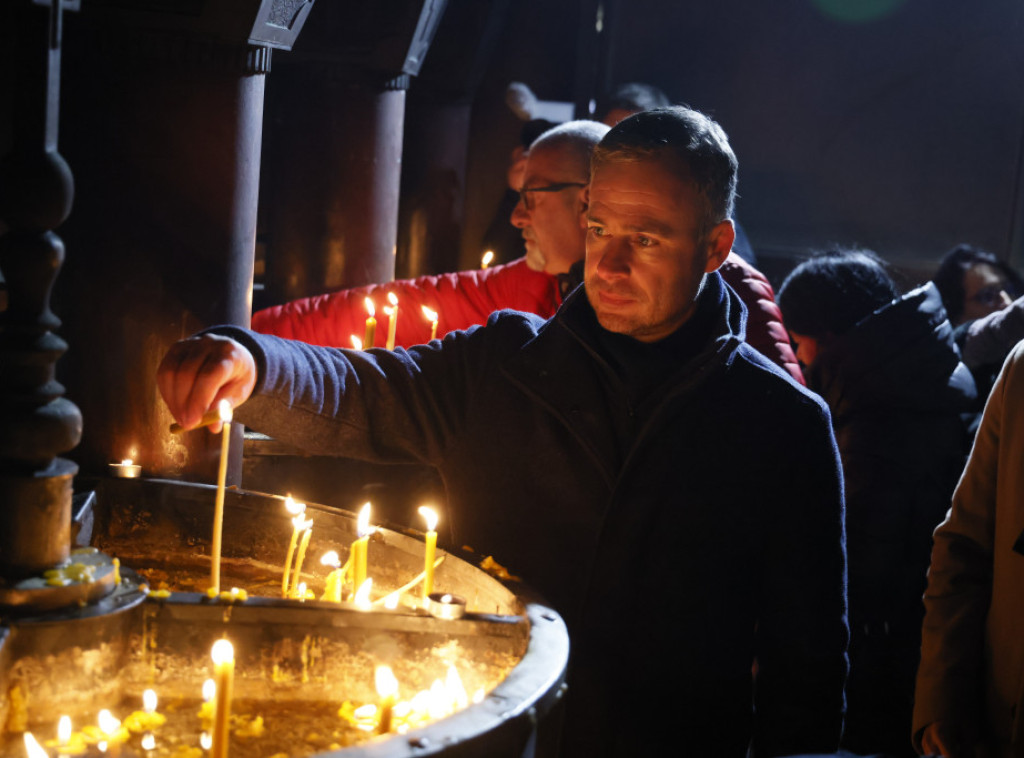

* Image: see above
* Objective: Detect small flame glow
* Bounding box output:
[284,495,306,516]
[383,305,394,317]
[143,688,157,713]
[200,732,212,750]
[481,250,495,268]
[353,704,377,719]
[375,665,399,698]
[355,578,373,609]
[446,665,469,710]
[292,513,313,532]
[141,733,156,750]
[350,335,363,350]
[202,679,216,702]
[387,292,399,307]
[472,687,486,704]
[98,709,121,735]
[428,680,448,720]
[58,715,72,744]
[364,297,375,318]
[418,505,438,532]
[357,502,372,538]
[120,458,133,466]
[211,638,234,666]
[441,594,453,604]
[383,592,400,610]
[320,550,340,568]
[23,733,47,758]
[421,305,438,323]
[217,399,233,424]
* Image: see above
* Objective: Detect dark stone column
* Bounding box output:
[0,0,82,577]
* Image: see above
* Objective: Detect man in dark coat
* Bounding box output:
[158,107,848,757]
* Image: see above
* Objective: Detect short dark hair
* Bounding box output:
[777,249,900,338]
[603,82,671,116]
[592,106,738,237]
[932,244,1024,323]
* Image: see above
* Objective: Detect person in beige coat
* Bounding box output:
[914,339,1024,757]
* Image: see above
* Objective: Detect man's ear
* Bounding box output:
[703,219,735,273]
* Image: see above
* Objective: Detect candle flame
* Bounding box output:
[58,715,72,744]
[428,679,449,719]
[364,297,375,318]
[354,578,373,608]
[353,704,377,719]
[418,505,438,532]
[284,495,305,516]
[143,688,157,713]
[481,250,495,269]
[141,733,156,750]
[421,305,438,323]
[383,592,400,610]
[211,638,234,666]
[217,399,233,424]
[441,593,453,604]
[320,550,340,568]
[383,305,394,317]
[387,292,398,307]
[375,665,399,698]
[472,687,486,704]
[23,733,48,758]
[202,678,216,701]
[292,513,313,531]
[120,458,133,466]
[297,581,307,598]
[357,502,372,537]
[446,665,469,710]
[200,732,212,750]
[351,335,363,350]
[98,709,121,735]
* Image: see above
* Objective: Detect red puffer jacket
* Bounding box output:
[252,253,805,385]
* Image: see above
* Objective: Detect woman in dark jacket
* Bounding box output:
[778,250,977,757]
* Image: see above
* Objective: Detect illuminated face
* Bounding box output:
[788,331,822,370]
[510,144,588,275]
[961,262,1015,323]
[584,158,732,342]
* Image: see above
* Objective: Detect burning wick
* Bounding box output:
[375,666,399,735]
[421,306,439,341]
[481,250,495,269]
[419,506,439,599]
[280,496,307,597]
[384,292,399,350]
[211,639,235,758]
[209,399,233,596]
[363,297,377,348]
[350,502,373,593]
[110,458,141,479]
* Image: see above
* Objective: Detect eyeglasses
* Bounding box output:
[517,182,586,211]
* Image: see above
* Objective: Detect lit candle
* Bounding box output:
[363,297,377,348]
[375,666,399,735]
[110,458,141,478]
[23,733,47,758]
[350,335,363,351]
[320,551,344,603]
[421,306,439,341]
[210,399,232,595]
[418,506,438,598]
[354,578,373,610]
[97,709,126,756]
[351,502,373,591]
[384,292,399,350]
[481,250,495,269]
[289,520,314,599]
[211,639,234,758]
[280,496,307,598]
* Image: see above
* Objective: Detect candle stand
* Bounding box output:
[0,478,568,757]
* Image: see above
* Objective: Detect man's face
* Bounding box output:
[961,262,1016,323]
[510,144,588,275]
[584,158,733,343]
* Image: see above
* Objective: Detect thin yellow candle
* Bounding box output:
[421,306,439,341]
[289,522,313,599]
[375,666,399,735]
[210,399,233,595]
[419,506,438,598]
[363,297,377,348]
[481,250,495,269]
[384,292,399,350]
[280,496,307,598]
[320,551,344,602]
[350,335,363,350]
[210,639,234,758]
[351,502,373,591]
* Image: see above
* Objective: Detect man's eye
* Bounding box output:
[637,236,654,247]
[588,226,606,237]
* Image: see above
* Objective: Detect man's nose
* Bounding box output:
[595,238,631,277]
[510,196,529,228]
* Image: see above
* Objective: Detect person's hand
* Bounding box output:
[920,720,968,758]
[157,334,257,432]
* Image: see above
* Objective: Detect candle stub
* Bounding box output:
[110,459,141,478]
[426,592,466,620]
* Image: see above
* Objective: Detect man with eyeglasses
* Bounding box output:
[250,120,804,384]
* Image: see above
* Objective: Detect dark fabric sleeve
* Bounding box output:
[250,258,560,349]
[753,400,849,757]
